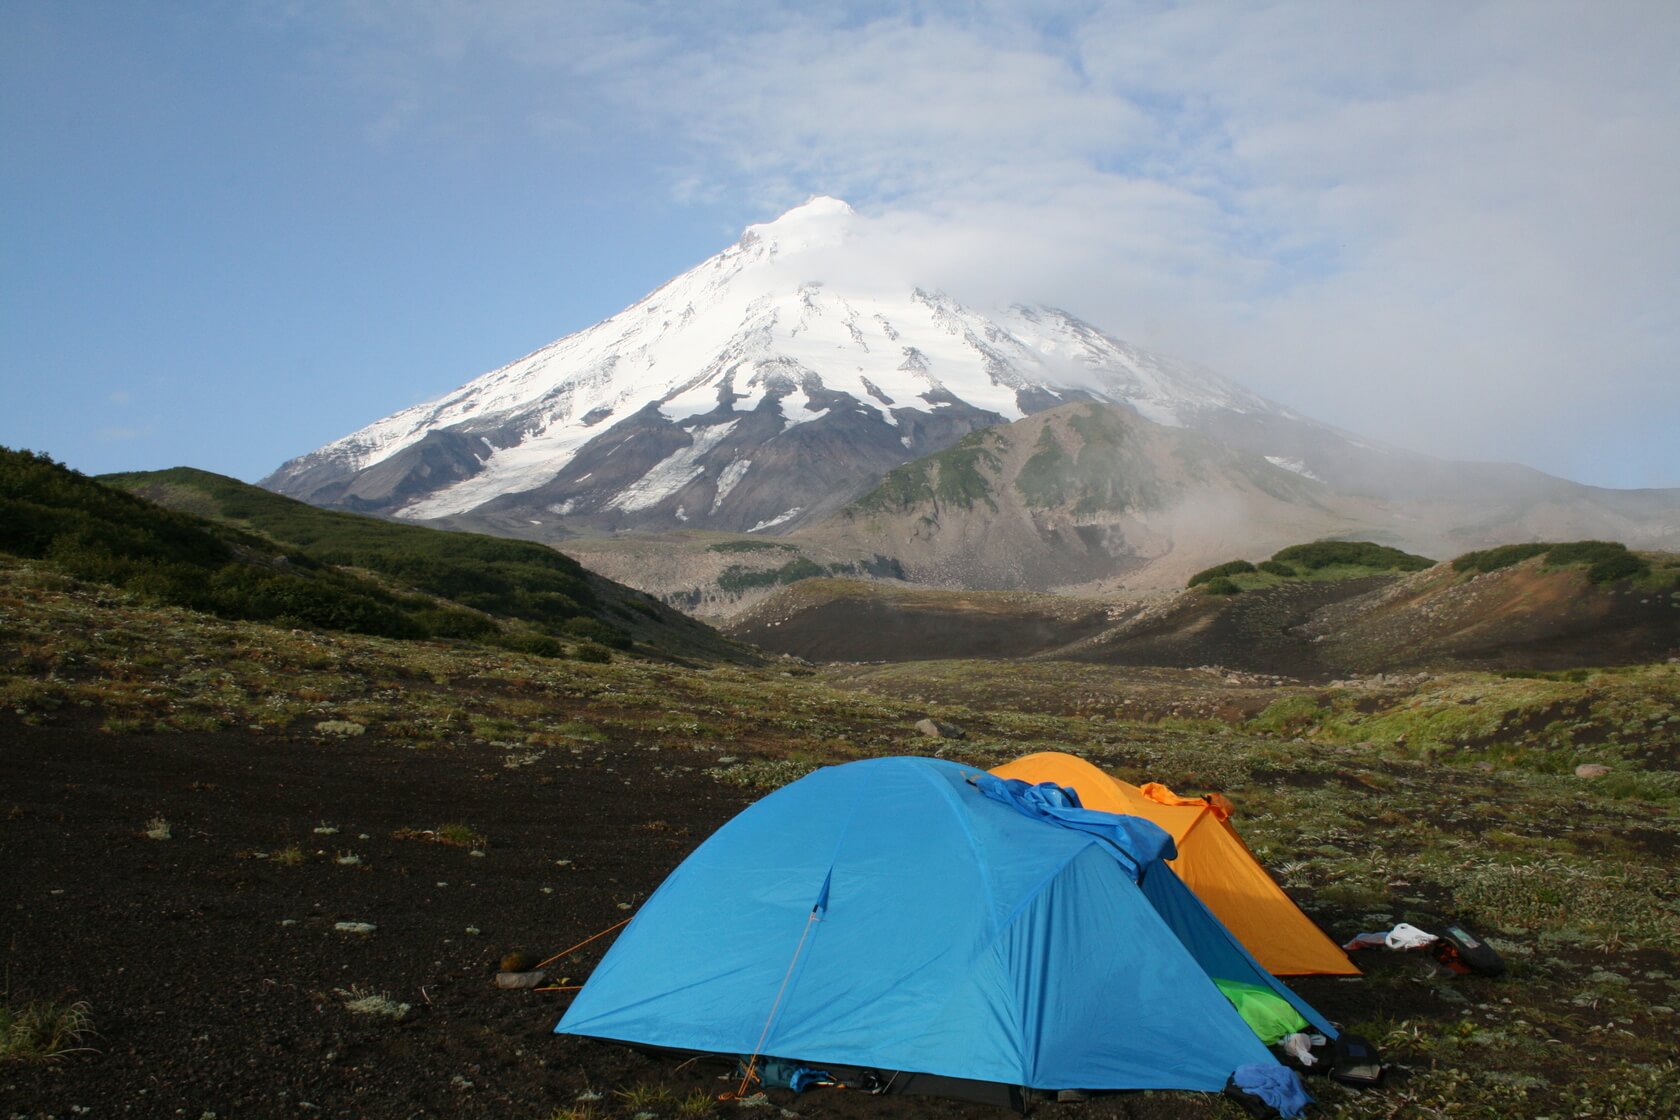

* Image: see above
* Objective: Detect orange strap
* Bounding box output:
[1139,782,1235,821]
[535,916,632,973]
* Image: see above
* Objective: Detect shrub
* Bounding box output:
[1586,552,1648,584]
[716,556,828,594]
[562,616,631,649]
[1199,576,1242,596]
[494,633,565,658]
[573,642,612,663]
[1544,540,1631,567]
[1187,560,1256,588]
[1453,543,1551,574]
[1257,560,1295,577]
[1271,540,1434,572]
[707,540,795,554]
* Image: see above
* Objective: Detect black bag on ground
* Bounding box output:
[1432,922,1506,977]
[1222,1076,1280,1117]
[1328,1031,1385,1088]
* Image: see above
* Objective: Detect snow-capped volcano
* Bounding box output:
[264,197,1301,534]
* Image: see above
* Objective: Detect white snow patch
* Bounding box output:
[659,375,725,422]
[609,421,738,512]
[749,507,803,532]
[1265,456,1323,481]
[711,459,751,512]
[775,391,830,427]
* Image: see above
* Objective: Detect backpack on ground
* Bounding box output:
[1327,1031,1385,1088]
[1431,922,1506,977]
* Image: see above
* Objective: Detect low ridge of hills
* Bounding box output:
[0,448,752,665]
[725,539,1680,676]
[22,441,1669,679]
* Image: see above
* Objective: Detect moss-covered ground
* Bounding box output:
[3,557,1676,1117]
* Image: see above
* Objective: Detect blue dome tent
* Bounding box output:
[557,757,1328,1107]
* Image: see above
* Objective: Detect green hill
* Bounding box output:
[1,449,749,663]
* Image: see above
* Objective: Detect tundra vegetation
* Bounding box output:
[2,449,1677,1116]
[1190,542,1437,592]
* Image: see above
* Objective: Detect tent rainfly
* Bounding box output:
[557,755,1329,1109]
[990,751,1359,977]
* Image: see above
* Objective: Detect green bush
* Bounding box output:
[1187,560,1256,588]
[1271,540,1434,572]
[1586,552,1648,584]
[573,642,612,663]
[1199,576,1243,595]
[492,633,564,658]
[563,616,631,649]
[1543,540,1631,567]
[1453,543,1552,573]
[1453,540,1648,584]
[1257,560,1295,577]
[707,539,795,554]
[716,556,827,594]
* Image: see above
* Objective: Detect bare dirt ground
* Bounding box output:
[2,714,1454,1120]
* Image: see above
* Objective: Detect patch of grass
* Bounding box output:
[613,1083,674,1111]
[1448,855,1679,950]
[1249,696,1324,736]
[677,1087,718,1116]
[0,998,96,1063]
[390,823,487,849]
[436,823,487,849]
[273,845,306,866]
[546,1107,599,1120]
[336,986,410,1020]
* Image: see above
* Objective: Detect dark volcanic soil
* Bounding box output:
[4,716,1449,1120]
[730,598,1113,662]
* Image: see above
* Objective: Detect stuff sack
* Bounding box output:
[1432,922,1505,977]
[737,1058,838,1093]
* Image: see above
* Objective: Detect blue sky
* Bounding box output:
[4,1,1678,489]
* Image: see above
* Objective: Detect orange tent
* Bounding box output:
[990,751,1358,977]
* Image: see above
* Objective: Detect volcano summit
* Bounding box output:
[263,198,1305,535]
